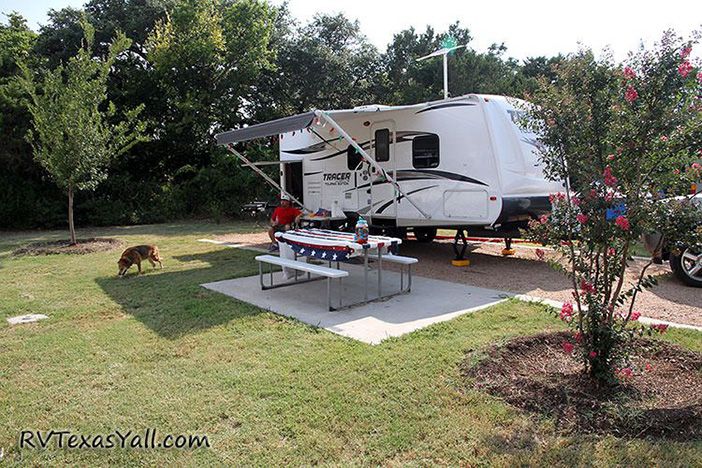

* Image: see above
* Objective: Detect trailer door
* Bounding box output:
[369,121,397,219]
[341,143,368,212]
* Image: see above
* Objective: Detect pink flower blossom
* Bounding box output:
[589,188,597,199]
[548,192,566,203]
[576,213,589,224]
[650,323,669,333]
[580,279,596,294]
[698,71,702,84]
[571,196,581,206]
[620,367,633,378]
[645,362,653,372]
[678,61,693,78]
[535,248,545,260]
[623,66,636,80]
[615,216,630,231]
[630,311,641,321]
[681,46,692,59]
[673,168,681,175]
[624,86,638,103]
[603,166,618,187]
[560,302,574,321]
[539,214,549,225]
[660,135,668,142]
[607,154,615,161]
[562,341,575,354]
[604,191,614,202]
[692,162,701,171]
[589,351,598,359]
[574,331,583,343]
[607,247,616,256]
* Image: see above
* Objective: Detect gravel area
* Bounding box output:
[213,231,701,327]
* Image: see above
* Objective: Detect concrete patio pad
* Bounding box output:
[202,264,511,344]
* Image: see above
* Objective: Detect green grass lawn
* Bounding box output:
[1,221,700,466]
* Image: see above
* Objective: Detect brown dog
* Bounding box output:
[117,245,163,276]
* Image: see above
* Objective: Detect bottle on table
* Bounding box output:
[354,217,369,244]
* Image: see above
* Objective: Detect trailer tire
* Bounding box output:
[670,246,702,288]
[414,227,437,243]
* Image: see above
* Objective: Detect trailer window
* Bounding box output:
[347,145,363,170]
[412,134,440,168]
[374,129,390,162]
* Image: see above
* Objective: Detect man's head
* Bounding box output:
[280,195,291,207]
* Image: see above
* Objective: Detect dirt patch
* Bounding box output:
[213,232,271,250]
[461,332,702,440]
[13,238,124,256]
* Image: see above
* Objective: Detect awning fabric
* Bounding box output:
[215,111,317,145]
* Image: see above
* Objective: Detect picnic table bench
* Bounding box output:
[255,254,348,310]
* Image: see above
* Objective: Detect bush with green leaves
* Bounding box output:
[524,32,702,384]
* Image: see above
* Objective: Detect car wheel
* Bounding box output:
[670,246,702,288]
[414,227,437,243]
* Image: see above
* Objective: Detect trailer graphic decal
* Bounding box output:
[344,169,487,193]
[375,185,439,214]
[322,172,352,186]
[284,131,433,162]
[415,102,476,114]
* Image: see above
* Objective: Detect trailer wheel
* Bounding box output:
[414,227,437,243]
[670,246,702,288]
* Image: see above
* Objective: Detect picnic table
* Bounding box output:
[255,228,417,310]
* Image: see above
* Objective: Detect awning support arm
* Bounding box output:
[225,144,312,213]
[316,111,431,219]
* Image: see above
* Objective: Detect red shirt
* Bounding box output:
[272,206,301,225]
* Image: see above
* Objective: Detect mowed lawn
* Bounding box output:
[1,222,700,466]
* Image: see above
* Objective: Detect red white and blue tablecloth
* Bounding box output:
[275,228,401,262]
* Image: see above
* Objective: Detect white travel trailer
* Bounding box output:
[216,94,564,242]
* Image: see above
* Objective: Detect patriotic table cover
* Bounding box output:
[275,228,401,262]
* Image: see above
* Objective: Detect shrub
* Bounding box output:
[524,32,702,384]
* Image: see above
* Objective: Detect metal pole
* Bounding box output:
[317,111,431,219]
[377,248,382,298]
[364,249,369,301]
[225,145,312,213]
[443,54,448,100]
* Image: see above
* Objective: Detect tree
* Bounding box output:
[33,7,86,68]
[19,19,147,244]
[250,10,383,121]
[382,22,527,104]
[0,12,37,172]
[525,34,702,384]
[145,0,276,171]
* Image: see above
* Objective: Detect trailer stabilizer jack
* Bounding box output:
[501,237,516,256]
[452,229,471,266]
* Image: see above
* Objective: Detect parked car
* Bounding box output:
[667,193,702,287]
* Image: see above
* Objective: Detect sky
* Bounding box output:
[2,0,701,61]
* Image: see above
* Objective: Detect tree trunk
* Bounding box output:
[68,186,76,245]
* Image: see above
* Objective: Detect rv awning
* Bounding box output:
[215,111,317,145]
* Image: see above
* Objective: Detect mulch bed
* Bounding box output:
[13,238,124,256]
[461,332,702,441]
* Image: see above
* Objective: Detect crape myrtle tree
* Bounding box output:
[19,19,146,244]
[524,32,702,384]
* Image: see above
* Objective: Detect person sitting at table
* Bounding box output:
[268,195,302,251]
